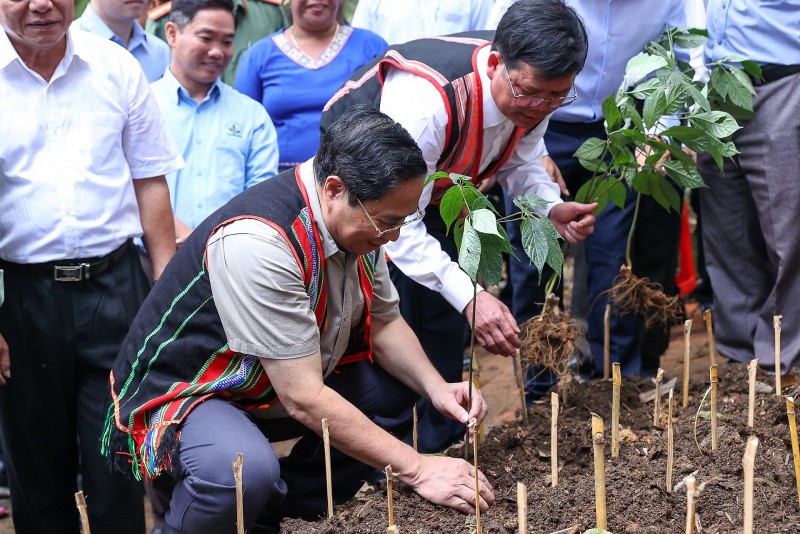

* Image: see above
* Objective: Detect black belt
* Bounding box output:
[0,240,132,282]
[751,64,800,86]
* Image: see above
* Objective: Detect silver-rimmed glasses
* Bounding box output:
[503,64,578,109]
[355,196,424,238]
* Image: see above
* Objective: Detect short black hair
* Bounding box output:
[493,0,587,79]
[314,106,426,205]
[169,0,234,28]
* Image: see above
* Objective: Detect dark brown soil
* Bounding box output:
[282,364,800,533]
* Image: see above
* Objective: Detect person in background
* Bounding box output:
[235,0,385,172]
[76,0,171,81]
[350,0,492,45]
[322,0,595,453]
[146,0,287,84]
[0,0,182,529]
[102,107,495,532]
[153,0,278,245]
[698,0,800,374]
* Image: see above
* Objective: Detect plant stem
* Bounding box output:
[625,193,642,269]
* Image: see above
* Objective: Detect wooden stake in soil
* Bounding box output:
[667,388,674,493]
[469,417,482,533]
[551,392,559,487]
[743,436,759,534]
[786,396,800,508]
[384,465,396,529]
[747,359,758,428]
[710,365,718,451]
[515,351,528,425]
[591,413,607,530]
[517,481,528,534]
[412,404,418,451]
[232,453,244,534]
[683,320,692,409]
[654,368,664,427]
[611,363,621,458]
[685,474,697,534]
[75,491,90,534]
[603,303,611,380]
[321,418,334,518]
[703,309,717,366]
[472,357,485,442]
[774,315,782,396]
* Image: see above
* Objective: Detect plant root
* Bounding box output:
[607,265,683,328]
[519,294,583,392]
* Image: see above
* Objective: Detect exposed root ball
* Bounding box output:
[608,265,683,328]
[519,294,583,387]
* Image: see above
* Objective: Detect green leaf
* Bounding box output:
[660,125,705,143]
[574,137,607,160]
[513,194,550,212]
[574,177,599,204]
[469,208,500,236]
[625,53,669,84]
[520,216,563,283]
[682,80,711,112]
[628,78,661,100]
[453,219,464,253]
[602,94,622,128]
[578,158,609,173]
[608,179,628,209]
[616,128,647,144]
[477,233,510,286]
[709,67,729,100]
[662,160,706,190]
[649,175,682,213]
[458,219,481,282]
[424,170,448,186]
[461,182,492,212]
[739,60,762,79]
[673,32,709,49]
[689,111,741,139]
[439,186,464,235]
[723,67,756,110]
[643,89,668,130]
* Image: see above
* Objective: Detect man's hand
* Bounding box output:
[0,333,9,385]
[402,455,495,514]
[463,291,520,356]
[428,381,488,442]
[541,155,569,196]
[548,201,598,244]
[174,216,192,247]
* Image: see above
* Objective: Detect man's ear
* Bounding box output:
[486,50,502,79]
[322,175,347,201]
[165,21,179,48]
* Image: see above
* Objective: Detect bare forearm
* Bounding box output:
[133,176,176,279]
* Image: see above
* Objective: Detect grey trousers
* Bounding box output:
[698,71,800,373]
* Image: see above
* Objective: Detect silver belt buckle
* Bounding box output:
[53,263,90,282]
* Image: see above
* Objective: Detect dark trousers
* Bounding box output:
[0,247,149,534]
[387,207,468,453]
[157,360,416,533]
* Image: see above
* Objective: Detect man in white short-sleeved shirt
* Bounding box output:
[0,0,182,528]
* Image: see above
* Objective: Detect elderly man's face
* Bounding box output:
[0,0,72,53]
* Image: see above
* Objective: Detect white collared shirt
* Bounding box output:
[0,27,183,263]
[379,45,561,312]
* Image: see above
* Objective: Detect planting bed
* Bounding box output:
[282,364,800,533]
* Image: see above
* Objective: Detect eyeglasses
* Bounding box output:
[355,196,424,238]
[503,64,578,109]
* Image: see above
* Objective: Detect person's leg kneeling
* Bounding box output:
[163,398,286,534]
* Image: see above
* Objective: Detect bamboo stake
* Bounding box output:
[685,475,697,534]
[612,363,621,458]
[683,320,692,409]
[412,404,418,451]
[75,491,90,534]
[603,303,611,380]
[233,453,244,534]
[743,436,759,534]
[654,368,664,427]
[551,392,559,487]
[703,309,717,366]
[591,413,607,530]
[321,418,333,518]
[667,388,674,493]
[786,396,800,508]
[384,465,396,528]
[517,481,528,534]
[775,315,782,396]
[469,417,481,533]
[710,365,718,451]
[748,359,758,428]
[515,351,528,425]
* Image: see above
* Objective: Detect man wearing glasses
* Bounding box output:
[322,0,595,452]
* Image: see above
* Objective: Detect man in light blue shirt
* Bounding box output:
[151,0,278,244]
[699,0,800,375]
[76,0,171,82]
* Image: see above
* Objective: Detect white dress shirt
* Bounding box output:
[380,45,561,313]
[351,0,493,45]
[0,27,183,263]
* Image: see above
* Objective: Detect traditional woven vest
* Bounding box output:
[321,31,529,203]
[101,169,376,480]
